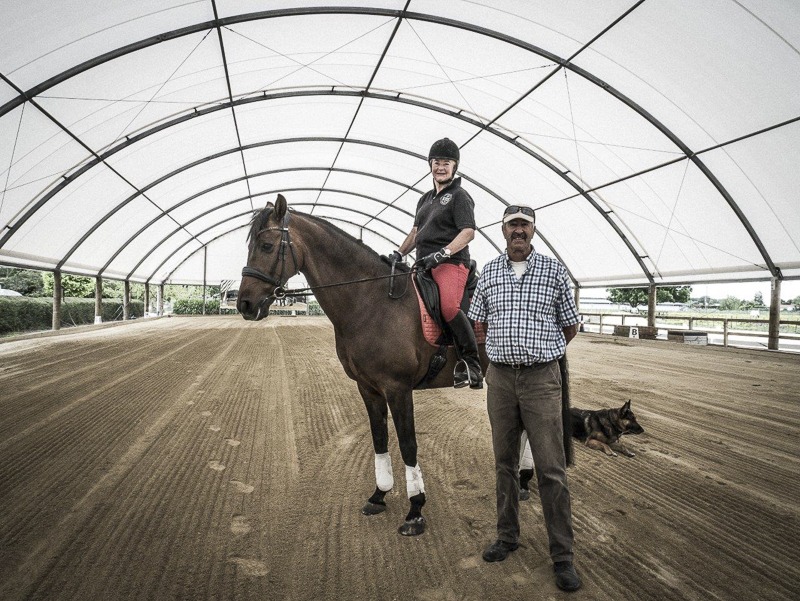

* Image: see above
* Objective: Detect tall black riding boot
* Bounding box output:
[447,310,484,389]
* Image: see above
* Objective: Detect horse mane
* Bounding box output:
[247,206,384,266]
[300,211,385,266]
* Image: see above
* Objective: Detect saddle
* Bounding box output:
[410,261,485,389]
[382,257,485,389]
[412,261,486,347]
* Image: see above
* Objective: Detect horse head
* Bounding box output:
[237,194,302,320]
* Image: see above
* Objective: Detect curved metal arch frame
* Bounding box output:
[131,184,504,283]
[72,166,427,274]
[155,209,402,285]
[44,132,518,281]
[67,138,501,277]
[0,6,775,281]
[10,91,644,285]
[128,189,419,281]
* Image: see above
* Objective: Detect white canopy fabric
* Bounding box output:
[1,0,798,287]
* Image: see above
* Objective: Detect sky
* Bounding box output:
[583,280,800,304]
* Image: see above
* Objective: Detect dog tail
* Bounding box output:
[559,354,574,467]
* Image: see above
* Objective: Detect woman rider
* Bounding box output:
[391,138,483,389]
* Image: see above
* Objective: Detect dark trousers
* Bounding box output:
[486,361,574,563]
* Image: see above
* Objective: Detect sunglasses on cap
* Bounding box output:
[502,205,535,223]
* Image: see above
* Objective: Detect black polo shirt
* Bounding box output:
[414,177,476,266]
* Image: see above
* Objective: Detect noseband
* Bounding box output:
[241,213,298,304]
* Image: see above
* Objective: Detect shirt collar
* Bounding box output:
[435,176,461,196]
[504,246,536,267]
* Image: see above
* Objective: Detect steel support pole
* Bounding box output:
[123,280,131,320]
[95,276,103,324]
[769,277,781,350]
[52,270,62,331]
[648,284,656,328]
[202,246,207,315]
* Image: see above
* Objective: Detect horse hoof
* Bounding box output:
[519,488,531,501]
[398,517,426,536]
[361,502,387,516]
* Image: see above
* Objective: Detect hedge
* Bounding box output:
[172,298,221,314]
[0,297,144,336]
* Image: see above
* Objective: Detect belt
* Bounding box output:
[491,359,555,370]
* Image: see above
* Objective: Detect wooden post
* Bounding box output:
[723,319,729,347]
[144,283,150,317]
[52,270,62,331]
[95,276,103,324]
[202,247,208,316]
[648,284,656,328]
[599,313,604,334]
[123,280,130,320]
[157,283,165,316]
[769,277,781,350]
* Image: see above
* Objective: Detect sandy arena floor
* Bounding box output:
[0,315,798,601]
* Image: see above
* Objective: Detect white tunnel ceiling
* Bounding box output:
[1,0,798,287]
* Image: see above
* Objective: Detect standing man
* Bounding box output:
[468,204,581,592]
[391,137,483,389]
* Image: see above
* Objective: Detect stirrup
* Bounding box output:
[454,360,482,389]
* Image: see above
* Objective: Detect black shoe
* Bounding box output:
[519,468,534,500]
[553,561,582,591]
[482,540,518,562]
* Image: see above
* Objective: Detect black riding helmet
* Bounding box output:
[428,138,460,164]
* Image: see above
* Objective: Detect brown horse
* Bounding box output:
[237,194,488,535]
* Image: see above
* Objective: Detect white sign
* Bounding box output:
[629,326,639,339]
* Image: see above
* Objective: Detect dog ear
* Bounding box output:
[622,399,631,411]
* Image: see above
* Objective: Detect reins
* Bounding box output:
[242,212,417,307]
[281,269,418,298]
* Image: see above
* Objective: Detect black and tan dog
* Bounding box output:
[518,400,645,498]
[570,400,644,457]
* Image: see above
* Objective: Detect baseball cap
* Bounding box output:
[502,205,535,224]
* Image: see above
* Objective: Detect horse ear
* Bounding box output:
[274,194,287,222]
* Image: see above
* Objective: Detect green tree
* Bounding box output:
[0,268,45,296]
[42,273,95,298]
[718,295,743,311]
[754,291,765,307]
[608,286,692,308]
[102,279,124,299]
[792,296,800,312]
[164,284,221,302]
[608,288,647,308]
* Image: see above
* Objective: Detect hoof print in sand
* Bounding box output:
[208,460,226,471]
[228,556,268,577]
[230,514,252,535]
[230,480,255,494]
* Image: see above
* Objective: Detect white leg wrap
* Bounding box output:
[374,452,394,492]
[405,463,425,498]
[520,432,534,471]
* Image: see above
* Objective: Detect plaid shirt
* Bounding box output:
[468,248,579,364]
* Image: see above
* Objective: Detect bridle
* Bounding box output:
[241,213,299,313]
[241,212,420,316]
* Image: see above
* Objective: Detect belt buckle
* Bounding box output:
[510,362,523,369]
